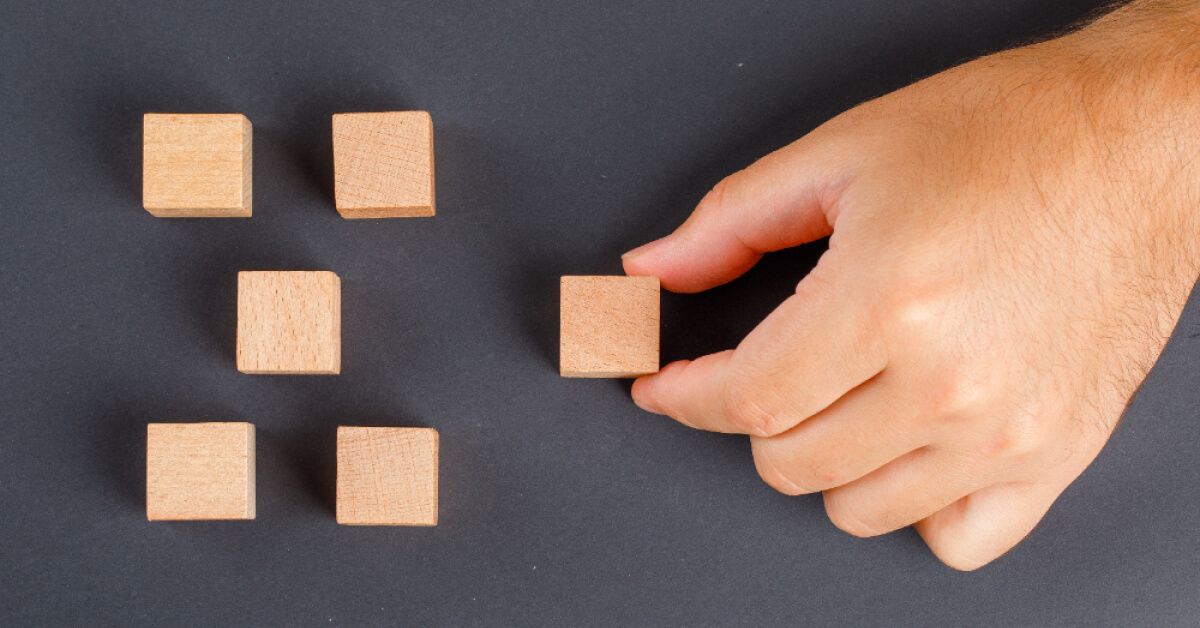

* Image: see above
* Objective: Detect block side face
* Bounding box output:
[143,114,250,215]
[333,112,434,217]
[336,426,439,526]
[430,430,439,526]
[241,115,253,215]
[560,276,660,377]
[236,271,341,374]
[335,427,348,523]
[235,272,252,372]
[335,205,436,219]
[329,273,342,374]
[245,424,256,519]
[146,422,254,520]
[144,207,252,218]
[427,117,436,216]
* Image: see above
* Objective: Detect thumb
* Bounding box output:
[622,132,854,293]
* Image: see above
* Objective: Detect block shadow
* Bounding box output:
[91,395,243,511]
[81,65,239,209]
[265,69,415,214]
[171,230,323,367]
[516,256,561,371]
[269,380,424,518]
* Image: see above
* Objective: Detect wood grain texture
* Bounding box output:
[236,271,341,375]
[332,111,435,218]
[336,427,439,526]
[146,422,255,521]
[143,113,252,217]
[560,275,660,378]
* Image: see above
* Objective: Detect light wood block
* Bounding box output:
[337,426,439,526]
[237,271,341,375]
[143,113,252,217]
[146,422,255,521]
[332,111,435,218]
[561,275,660,378]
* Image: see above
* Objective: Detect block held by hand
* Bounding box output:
[560,275,660,378]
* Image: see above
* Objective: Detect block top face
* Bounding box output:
[143,113,252,217]
[237,271,341,375]
[560,275,660,378]
[332,111,434,218]
[337,427,439,526]
[146,422,255,521]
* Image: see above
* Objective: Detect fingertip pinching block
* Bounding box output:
[237,270,341,375]
[336,426,439,526]
[142,113,252,217]
[560,275,660,378]
[332,111,435,218]
[146,422,256,521]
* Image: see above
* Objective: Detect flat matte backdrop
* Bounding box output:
[2,1,1197,626]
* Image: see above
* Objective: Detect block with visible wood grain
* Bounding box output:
[336,426,439,526]
[142,113,252,217]
[237,270,341,375]
[560,275,660,378]
[146,422,255,521]
[332,111,435,218]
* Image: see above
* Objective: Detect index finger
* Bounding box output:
[632,272,886,436]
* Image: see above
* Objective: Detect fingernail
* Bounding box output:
[630,379,662,414]
[631,391,657,414]
[621,236,667,261]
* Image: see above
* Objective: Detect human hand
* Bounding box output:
[622,2,1200,570]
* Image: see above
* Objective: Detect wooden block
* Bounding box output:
[146,422,255,521]
[560,275,660,378]
[143,113,252,217]
[336,426,439,526]
[332,111,435,218]
[237,271,341,375]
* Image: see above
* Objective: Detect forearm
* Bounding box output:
[1070,0,1200,74]
[1100,0,1200,26]
[1062,1,1200,256]
[937,2,1200,305]
[1063,1,1200,302]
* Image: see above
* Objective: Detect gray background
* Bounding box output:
[2,1,1198,626]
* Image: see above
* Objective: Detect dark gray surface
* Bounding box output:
[2,1,1198,626]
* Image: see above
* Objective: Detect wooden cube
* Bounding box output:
[336,427,439,526]
[332,111,435,218]
[560,275,660,377]
[237,271,341,375]
[146,422,255,521]
[143,113,252,217]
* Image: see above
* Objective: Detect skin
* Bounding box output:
[622,1,1200,570]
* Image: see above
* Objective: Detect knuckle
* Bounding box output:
[823,492,885,538]
[790,454,847,492]
[885,294,940,334]
[924,531,995,572]
[984,410,1046,460]
[723,383,783,437]
[697,176,737,217]
[926,366,993,418]
[752,446,810,496]
[794,262,836,298]
[876,285,948,342]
